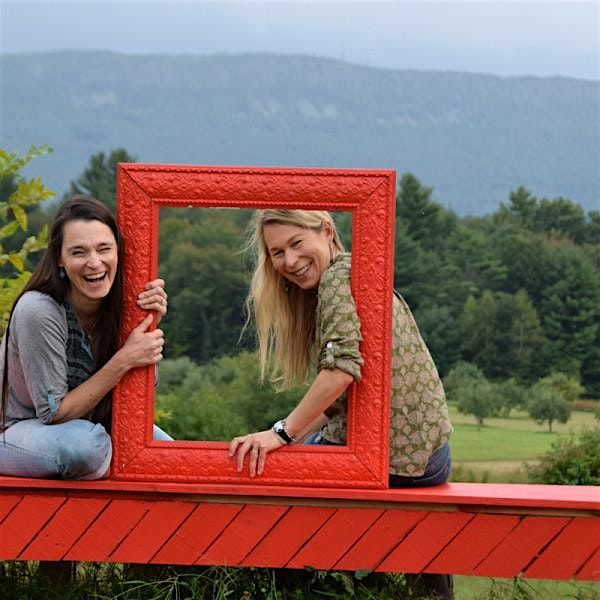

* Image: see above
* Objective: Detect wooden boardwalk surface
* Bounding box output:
[1,477,598,581]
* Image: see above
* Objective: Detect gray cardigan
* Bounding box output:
[1,291,74,427]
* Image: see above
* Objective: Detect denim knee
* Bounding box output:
[56,422,112,479]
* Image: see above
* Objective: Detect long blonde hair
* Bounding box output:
[245,210,345,390]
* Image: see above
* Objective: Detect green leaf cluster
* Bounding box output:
[0,146,54,330]
[528,426,600,485]
[154,353,306,441]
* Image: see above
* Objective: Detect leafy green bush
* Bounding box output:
[528,427,600,485]
[0,145,53,331]
[155,352,305,441]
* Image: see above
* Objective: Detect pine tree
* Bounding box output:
[64,148,136,211]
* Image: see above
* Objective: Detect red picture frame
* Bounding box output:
[112,164,395,488]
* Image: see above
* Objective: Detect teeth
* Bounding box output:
[85,274,105,282]
[294,264,310,277]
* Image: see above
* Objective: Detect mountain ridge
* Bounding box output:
[1,51,598,215]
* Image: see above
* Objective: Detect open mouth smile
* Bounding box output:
[83,273,107,283]
[290,264,310,278]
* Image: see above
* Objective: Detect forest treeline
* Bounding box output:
[153,168,600,398]
[2,147,599,441]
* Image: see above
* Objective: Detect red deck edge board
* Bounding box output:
[0,478,598,512]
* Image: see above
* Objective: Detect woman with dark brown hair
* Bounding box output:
[0,195,168,479]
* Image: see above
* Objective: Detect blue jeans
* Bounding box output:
[0,419,172,480]
[388,442,451,488]
[305,433,451,488]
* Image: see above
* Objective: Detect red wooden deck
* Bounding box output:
[1,477,598,581]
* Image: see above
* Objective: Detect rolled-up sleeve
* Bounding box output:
[317,259,363,381]
[11,293,69,424]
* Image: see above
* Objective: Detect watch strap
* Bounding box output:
[272,419,294,444]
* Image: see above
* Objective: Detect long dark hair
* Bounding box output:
[1,195,124,431]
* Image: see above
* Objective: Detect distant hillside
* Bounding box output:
[1,51,598,215]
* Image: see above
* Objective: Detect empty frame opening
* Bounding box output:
[154,207,353,443]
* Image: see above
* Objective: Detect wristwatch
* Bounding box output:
[272,419,295,444]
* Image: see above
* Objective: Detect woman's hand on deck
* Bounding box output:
[229,430,285,477]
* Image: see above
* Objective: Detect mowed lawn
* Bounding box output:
[447,404,596,480]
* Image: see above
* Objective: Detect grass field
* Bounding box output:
[454,574,599,599]
[448,404,597,482]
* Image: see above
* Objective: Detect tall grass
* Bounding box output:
[2,562,598,599]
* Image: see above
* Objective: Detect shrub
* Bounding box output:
[0,145,53,331]
[528,427,600,485]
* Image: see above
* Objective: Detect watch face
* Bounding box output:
[273,421,292,443]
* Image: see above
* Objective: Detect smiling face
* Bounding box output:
[263,221,333,290]
[59,219,119,312]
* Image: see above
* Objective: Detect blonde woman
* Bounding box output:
[230,209,454,599]
[229,210,453,487]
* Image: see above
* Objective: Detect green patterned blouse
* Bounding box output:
[317,253,453,477]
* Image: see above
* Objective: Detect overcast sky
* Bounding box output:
[1,0,598,79]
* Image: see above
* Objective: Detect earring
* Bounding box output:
[329,243,334,265]
[59,267,66,280]
[283,279,290,293]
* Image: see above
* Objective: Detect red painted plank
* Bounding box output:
[0,493,21,523]
[110,500,195,563]
[0,495,65,559]
[20,497,109,560]
[65,499,152,561]
[427,514,520,575]
[287,508,384,570]
[525,518,600,580]
[335,509,427,571]
[199,504,289,566]
[377,511,473,573]
[473,516,570,578]
[0,478,598,512]
[243,505,336,568]
[576,547,600,582]
[152,503,243,565]
[0,479,597,582]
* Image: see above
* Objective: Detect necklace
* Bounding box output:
[65,296,99,339]
[79,314,99,338]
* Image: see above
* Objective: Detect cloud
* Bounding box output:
[1,0,598,79]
